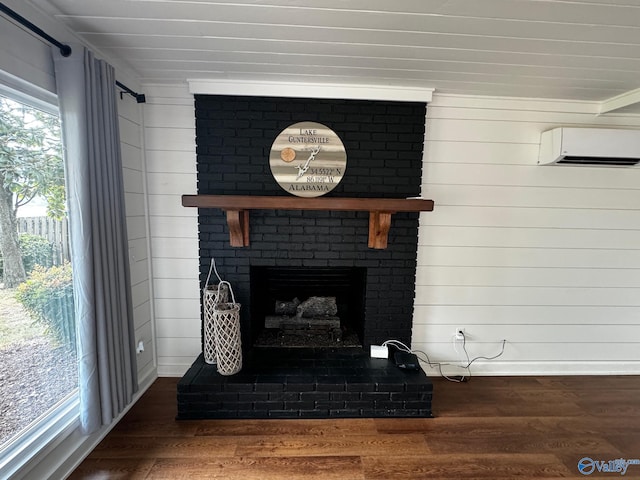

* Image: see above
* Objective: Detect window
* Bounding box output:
[0,91,78,475]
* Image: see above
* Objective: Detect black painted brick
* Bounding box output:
[268,410,300,418]
[254,383,285,392]
[316,383,346,392]
[346,383,376,392]
[330,392,362,401]
[238,392,269,402]
[191,95,426,411]
[225,401,252,410]
[284,401,315,410]
[375,400,405,410]
[315,400,345,410]
[300,392,331,402]
[329,409,362,417]
[361,392,391,401]
[222,383,254,393]
[403,401,429,409]
[213,392,239,401]
[284,383,316,393]
[259,401,285,410]
[345,401,376,410]
[299,409,331,418]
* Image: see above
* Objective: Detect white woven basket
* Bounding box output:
[212,281,242,375]
[203,283,228,364]
[202,259,228,365]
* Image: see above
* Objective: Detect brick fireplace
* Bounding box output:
[177,94,433,419]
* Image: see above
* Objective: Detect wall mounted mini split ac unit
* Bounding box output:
[538,127,640,166]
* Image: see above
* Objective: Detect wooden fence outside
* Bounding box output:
[17,216,70,265]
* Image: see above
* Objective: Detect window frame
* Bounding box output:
[0,76,80,479]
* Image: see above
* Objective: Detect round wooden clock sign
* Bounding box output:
[269,122,347,197]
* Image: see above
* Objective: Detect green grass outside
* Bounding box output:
[0,288,44,349]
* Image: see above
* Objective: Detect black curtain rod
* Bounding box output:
[0,2,146,104]
[116,80,146,104]
[0,2,71,57]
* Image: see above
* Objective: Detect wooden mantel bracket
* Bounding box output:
[368,211,393,249]
[181,195,434,249]
[226,209,250,247]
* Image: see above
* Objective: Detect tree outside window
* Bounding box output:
[0,95,77,450]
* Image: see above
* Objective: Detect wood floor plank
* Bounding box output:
[194,418,378,436]
[67,459,156,479]
[110,418,199,437]
[90,436,237,459]
[426,432,623,456]
[575,398,640,417]
[362,453,572,479]
[604,434,640,457]
[513,389,581,403]
[234,434,430,457]
[145,456,364,480]
[537,416,640,435]
[537,376,640,391]
[496,399,585,417]
[375,416,548,435]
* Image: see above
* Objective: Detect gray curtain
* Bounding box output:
[53,46,137,435]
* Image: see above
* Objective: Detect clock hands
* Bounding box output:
[296,145,320,179]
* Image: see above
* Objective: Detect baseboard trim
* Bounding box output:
[158,364,191,377]
[159,360,640,378]
[429,361,640,377]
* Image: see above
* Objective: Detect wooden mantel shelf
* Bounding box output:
[182,195,434,249]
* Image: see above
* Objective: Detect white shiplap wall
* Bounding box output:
[142,84,200,376]
[118,94,155,383]
[144,86,640,376]
[414,94,640,375]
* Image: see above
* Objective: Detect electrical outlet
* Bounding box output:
[454,328,465,340]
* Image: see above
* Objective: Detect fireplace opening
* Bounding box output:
[250,266,366,348]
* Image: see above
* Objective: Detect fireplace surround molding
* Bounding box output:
[187,79,435,103]
[182,194,434,249]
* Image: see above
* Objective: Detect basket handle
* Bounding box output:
[203,257,224,295]
[217,280,236,304]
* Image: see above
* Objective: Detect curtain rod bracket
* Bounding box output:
[118,91,146,103]
[116,81,146,103]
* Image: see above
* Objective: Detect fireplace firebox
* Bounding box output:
[250,266,366,348]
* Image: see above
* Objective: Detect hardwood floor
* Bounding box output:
[68,375,640,479]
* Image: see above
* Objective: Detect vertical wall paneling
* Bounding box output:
[143,84,200,376]
[118,92,155,383]
[415,93,640,375]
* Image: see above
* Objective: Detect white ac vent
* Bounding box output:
[538,127,640,166]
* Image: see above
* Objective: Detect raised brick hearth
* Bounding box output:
[178,348,432,419]
[177,94,432,419]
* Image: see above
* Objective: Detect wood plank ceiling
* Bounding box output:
[28,0,640,106]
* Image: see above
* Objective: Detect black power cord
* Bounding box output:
[382,335,507,383]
